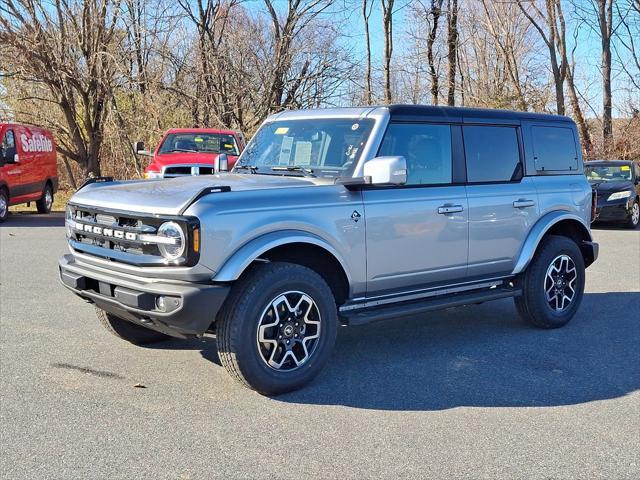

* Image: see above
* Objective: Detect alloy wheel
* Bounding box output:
[0,194,7,218]
[44,188,53,210]
[632,202,640,226]
[544,254,578,312]
[256,291,321,371]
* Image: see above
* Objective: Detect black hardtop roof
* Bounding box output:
[585,159,634,166]
[386,104,573,123]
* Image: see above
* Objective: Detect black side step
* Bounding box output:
[341,287,521,326]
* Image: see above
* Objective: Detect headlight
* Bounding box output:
[144,171,163,179]
[65,206,73,238]
[157,221,186,261]
[607,191,632,201]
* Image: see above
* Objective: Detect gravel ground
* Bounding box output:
[1,213,639,479]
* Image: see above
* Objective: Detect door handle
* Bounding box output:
[438,205,464,214]
[513,199,535,208]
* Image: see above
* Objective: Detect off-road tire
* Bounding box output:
[0,188,8,222]
[36,183,53,214]
[216,262,338,396]
[626,200,640,229]
[514,235,585,329]
[96,308,171,345]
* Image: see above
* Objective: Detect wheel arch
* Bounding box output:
[513,211,595,275]
[212,230,352,305]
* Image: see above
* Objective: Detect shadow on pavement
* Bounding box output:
[278,291,640,410]
[144,291,639,411]
[1,212,65,227]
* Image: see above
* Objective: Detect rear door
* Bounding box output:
[463,124,539,278]
[363,122,469,297]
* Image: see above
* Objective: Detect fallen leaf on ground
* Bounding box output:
[133,383,146,388]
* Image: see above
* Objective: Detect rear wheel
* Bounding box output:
[96,308,172,345]
[0,188,8,222]
[217,262,338,395]
[627,200,639,229]
[514,235,585,329]
[36,183,53,214]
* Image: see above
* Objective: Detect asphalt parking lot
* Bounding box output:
[1,213,639,479]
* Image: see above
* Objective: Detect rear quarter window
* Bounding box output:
[531,126,578,172]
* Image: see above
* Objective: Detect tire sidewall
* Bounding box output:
[0,189,8,221]
[527,236,586,326]
[226,264,338,394]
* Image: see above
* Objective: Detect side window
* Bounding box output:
[531,126,578,171]
[463,126,521,183]
[1,130,16,158]
[378,123,452,185]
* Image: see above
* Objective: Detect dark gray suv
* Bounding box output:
[59,105,599,395]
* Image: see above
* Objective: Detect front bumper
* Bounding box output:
[59,254,230,338]
[595,197,634,222]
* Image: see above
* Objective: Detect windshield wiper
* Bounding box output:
[271,166,316,177]
[166,148,197,153]
[234,164,258,174]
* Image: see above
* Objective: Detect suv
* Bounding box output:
[136,128,245,179]
[59,105,598,395]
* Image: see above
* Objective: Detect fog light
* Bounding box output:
[156,296,166,311]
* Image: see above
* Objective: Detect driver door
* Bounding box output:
[363,123,468,297]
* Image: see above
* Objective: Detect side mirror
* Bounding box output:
[134,141,152,157]
[216,153,229,172]
[10,153,19,164]
[363,156,407,185]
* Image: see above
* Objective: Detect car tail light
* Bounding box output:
[590,188,597,223]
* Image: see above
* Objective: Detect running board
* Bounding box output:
[341,287,521,326]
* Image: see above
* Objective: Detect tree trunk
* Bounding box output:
[381,0,394,104]
[363,0,373,104]
[426,0,442,105]
[599,0,613,149]
[446,0,458,106]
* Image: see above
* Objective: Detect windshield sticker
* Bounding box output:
[294,141,312,165]
[351,123,359,131]
[278,136,294,164]
[194,137,204,143]
[275,127,289,135]
[223,143,234,149]
[621,165,630,170]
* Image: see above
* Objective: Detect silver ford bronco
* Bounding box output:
[59,105,599,395]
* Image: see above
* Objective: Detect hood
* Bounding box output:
[71,174,317,215]
[590,180,634,193]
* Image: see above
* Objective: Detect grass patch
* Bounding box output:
[8,188,74,213]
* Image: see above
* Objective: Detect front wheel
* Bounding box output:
[36,183,53,214]
[514,235,585,329]
[216,262,338,395]
[0,189,8,222]
[627,200,640,229]
[96,308,172,345]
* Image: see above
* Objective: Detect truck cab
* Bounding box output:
[138,128,245,179]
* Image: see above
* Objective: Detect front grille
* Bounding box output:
[163,165,216,177]
[67,205,170,264]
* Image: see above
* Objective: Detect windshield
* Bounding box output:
[234,118,375,179]
[159,133,239,155]
[585,165,632,182]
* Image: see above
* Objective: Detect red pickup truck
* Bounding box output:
[137,128,245,179]
[0,123,58,222]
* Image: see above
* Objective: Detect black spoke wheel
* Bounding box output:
[257,291,322,371]
[217,262,338,395]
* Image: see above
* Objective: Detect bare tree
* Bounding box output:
[0,0,122,178]
[381,0,395,103]
[362,0,374,104]
[446,0,458,105]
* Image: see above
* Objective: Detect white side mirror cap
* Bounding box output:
[363,156,407,185]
